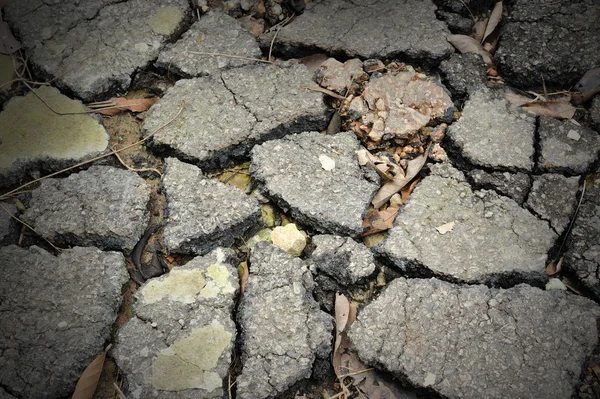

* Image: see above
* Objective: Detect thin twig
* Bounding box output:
[301,85,347,100]
[111,146,162,176]
[541,74,548,100]
[23,81,98,115]
[556,178,588,255]
[458,0,475,21]
[112,382,127,399]
[0,100,187,201]
[0,203,62,252]
[337,368,374,379]
[268,13,294,62]
[186,51,273,64]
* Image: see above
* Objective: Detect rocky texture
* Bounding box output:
[113,248,239,399]
[0,245,128,399]
[525,174,580,235]
[5,0,190,100]
[0,55,14,95]
[22,166,150,251]
[538,117,600,175]
[447,88,536,170]
[260,0,453,65]
[564,174,600,300]
[349,277,600,399]
[145,63,328,170]
[237,242,332,399]
[0,202,18,246]
[591,96,600,131]
[433,0,496,16]
[314,58,364,94]
[466,169,531,204]
[271,223,306,256]
[436,10,472,34]
[310,234,376,285]
[0,86,109,188]
[161,158,260,255]
[439,53,488,96]
[156,10,262,78]
[377,165,557,284]
[496,0,600,88]
[251,131,379,236]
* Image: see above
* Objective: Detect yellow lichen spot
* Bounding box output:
[148,7,184,36]
[142,269,206,304]
[152,320,232,391]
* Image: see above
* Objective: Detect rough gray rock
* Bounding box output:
[591,96,600,131]
[161,157,260,255]
[0,202,18,246]
[526,174,580,235]
[349,277,600,399]
[22,166,150,251]
[314,58,364,94]
[439,53,488,96]
[236,242,332,399]
[496,0,600,88]
[0,388,16,399]
[0,86,109,188]
[145,63,328,171]
[310,234,376,285]
[113,248,239,399]
[564,173,600,300]
[5,0,190,100]
[538,117,600,175]
[436,11,473,34]
[466,169,531,204]
[259,0,453,65]
[377,165,557,284]
[156,10,262,77]
[447,88,536,170]
[432,0,496,16]
[0,245,128,399]
[251,131,379,236]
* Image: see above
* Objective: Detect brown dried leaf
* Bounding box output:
[572,67,600,104]
[335,293,350,333]
[546,257,563,276]
[400,177,420,204]
[361,204,400,236]
[0,22,21,54]
[483,1,503,43]
[93,97,159,116]
[471,18,489,43]
[447,34,493,66]
[504,90,536,106]
[239,261,249,296]
[72,349,107,399]
[296,53,329,74]
[357,148,401,181]
[521,101,575,119]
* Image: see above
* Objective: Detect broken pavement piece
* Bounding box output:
[0,202,18,246]
[537,117,600,175]
[310,234,376,285]
[314,58,364,94]
[349,277,600,399]
[0,86,109,188]
[439,53,488,96]
[466,169,531,204]
[259,0,453,65]
[22,165,150,251]
[250,131,380,236]
[155,10,262,78]
[145,63,328,171]
[271,223,306,256]
[5,0,190,100]
[236,242,332,399]
[525,174,579,235]
[161,157,260,255]
[113,247,239,399]
[0,245,128,399]
[590,96,600,131]
[377,165,557,284]
[447,88,536,171]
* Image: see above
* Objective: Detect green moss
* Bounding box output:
[142,269,206,304]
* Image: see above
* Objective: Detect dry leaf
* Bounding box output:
[357,148,401,181]
[472,18,489,43]
[239,261,249,296]
[521,101,575,119]
[327,111,342,134]
[400,177,420,204]
[572,67,600,104]
[546,257,563,276]
[0,22,21,54]
[361,204,400,236]
[335,293,350,333]
[447,34,493,66]
[436,221,455,234]
[92,97,159,116]
[505,90,536,106]
[72,348,108,399]
[371,147,429,209]
[296,53,329,74]
[482,1,503,43]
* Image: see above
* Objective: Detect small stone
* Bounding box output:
[546,278,568,291]
[363,59,385,73]
[311,234,376,285]
[567,129,581,141]
[347,96,368,119]
[271,223,306,256]
[314,58,364,94]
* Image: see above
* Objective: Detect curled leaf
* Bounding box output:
[546,257,563,276]
[482,1,503,44]
[521,101,575,119]
[361,204,401,236]
[89,97,159,116]
[447,34,493,66]
[72,347,108,399]
[0,22,21,54]
[471,18,489,43]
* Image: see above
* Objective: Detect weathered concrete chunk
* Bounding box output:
[538,117,600,175]
[377,165,557,284]
[237,242,332,399]
[0,245,128,399]
[161,157,260,255]
[113,248,239,399]
[447,88,535,170]
[526,174,579,235]
[349,277,600,399]
[466,169,531,204]
[496,0,600,88]
[591,96,600,131]
[260,0,453,64]
[310,234,376,285]
[271,223,306,256]
[156,10,262,77]
[22,166,150,251]
[145,63,328,170]
[251,131,379,236]
[0,202,18,246]
[439,53,488,96]
[5,0,190,100]
[314,58,364,94]
[564,174,600,299]
[0,86,109,188]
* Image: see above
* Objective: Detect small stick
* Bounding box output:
[186,51,273,64]
[301,85,347,100]
[0,203,62,252]
[458,0,475,21]
[337,368,374,379]
[268,13,294,62]
[111,146,162,176]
